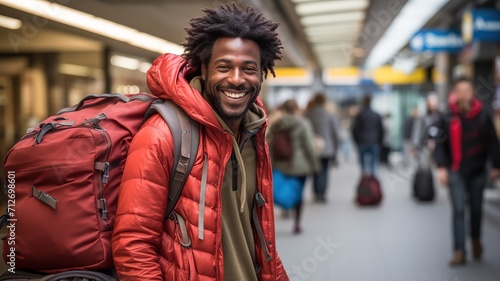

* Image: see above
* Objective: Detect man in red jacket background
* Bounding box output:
[435,77,500,266]
[112,3,289,280]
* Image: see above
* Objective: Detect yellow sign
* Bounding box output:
[273,68,308,77]
[323,66,425,85]
[462,10,473,44]
[373,66,426,85]
[327,67,360,77]
[267,68,312,85]
[323,67,360,85]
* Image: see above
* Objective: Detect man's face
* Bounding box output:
[454,81,474,109]
[201,37,262,121]
[427,98,438,113]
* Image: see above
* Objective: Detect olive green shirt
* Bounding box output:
[216,106,265,281]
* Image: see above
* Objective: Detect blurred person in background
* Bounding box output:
[268,99,319,234]
[422,94,442,148]
[352,95,384,176]
[435,77,500,266]
[339,118,353,163]
[404,106,420,164]
[410,94,443,162]
[380,113,392,167]
[411,94,442,152]
[305,93,340,203]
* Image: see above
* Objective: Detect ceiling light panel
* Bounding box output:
[301,11,364,26]
[0,14,22,29]
[305,23,361,36]
[318,57,351,66]
[307,29,358,38]
[309,35,356,43]
[296,0,369,16]
[306,29,360,39]
[314,40,355,48]
[0,0,184,55]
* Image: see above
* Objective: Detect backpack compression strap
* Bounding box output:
[145,100,200,220]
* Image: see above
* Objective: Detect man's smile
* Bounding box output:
[221,90,249,99]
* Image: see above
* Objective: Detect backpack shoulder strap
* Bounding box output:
[147,100,200,220]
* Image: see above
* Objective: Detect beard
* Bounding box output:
[457,99,472,114]
[204,86,258,120]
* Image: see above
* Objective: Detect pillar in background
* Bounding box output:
[434,53,450,112]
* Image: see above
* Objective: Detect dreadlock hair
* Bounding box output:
[182,2,283,78]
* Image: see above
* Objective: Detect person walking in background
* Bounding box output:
[404,107,420,164]
[380,113,392,167]
[435,77,500,266]
[339,118,353,163]
[352,95,384,176]
[422,94,442,148]
[305,93,340,203]
[410,95,442,156]
[268,99,319,234]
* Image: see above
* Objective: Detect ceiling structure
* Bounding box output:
[287,0,370,69]
[0,0,479,71]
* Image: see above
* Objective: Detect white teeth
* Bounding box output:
[223,91,246,99]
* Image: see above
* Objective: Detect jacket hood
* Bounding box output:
[272,113,299,131]
[147,53,268,130]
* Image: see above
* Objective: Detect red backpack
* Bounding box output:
[0,93,199,276]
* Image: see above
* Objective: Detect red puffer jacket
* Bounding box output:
[112,54,289,281]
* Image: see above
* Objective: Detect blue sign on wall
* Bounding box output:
[462,9,500,43]
[410,29,464,53]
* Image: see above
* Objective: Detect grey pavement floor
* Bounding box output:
[275,159,500,281]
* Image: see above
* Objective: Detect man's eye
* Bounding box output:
[245,67,257,72]
[217,65,229,70]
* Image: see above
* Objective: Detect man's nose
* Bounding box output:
[228,69,245,86]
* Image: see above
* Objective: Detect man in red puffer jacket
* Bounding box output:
[435,77,500,266]
[112,3,289,281]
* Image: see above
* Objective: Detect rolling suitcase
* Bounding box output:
[413,168,435,201]
[356,175,382,205]
[412,148,435,201]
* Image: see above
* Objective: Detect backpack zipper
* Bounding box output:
[93,123,112,225]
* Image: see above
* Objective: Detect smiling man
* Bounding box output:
[112,3,289,281]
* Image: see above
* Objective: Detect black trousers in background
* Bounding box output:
[449,171,486,252]
[380,145,390,164]
[313,158,331,196]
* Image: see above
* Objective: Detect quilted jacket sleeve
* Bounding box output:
[112,117,173,281]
